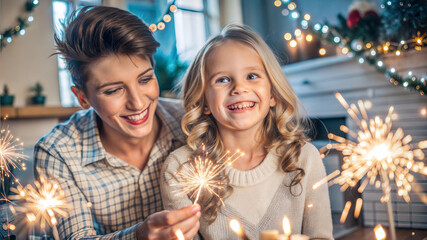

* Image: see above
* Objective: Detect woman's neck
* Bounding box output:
[219,128,268,171]
[99,115,161,170]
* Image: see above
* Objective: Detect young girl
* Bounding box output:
[161,24,333,240]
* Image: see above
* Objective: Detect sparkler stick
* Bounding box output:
[174,145,244,205]
[314,92,427,240]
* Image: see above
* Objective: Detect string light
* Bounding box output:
[288,2,297,10]
[341,47,349,54]
[289,40,297,48]
[274,0,282,7]
[319,48,326,55]
[294,29,302,37]
[284,33,292,40]
[291,12,299,19]
[304,14,311,21]
[306,34,313,42]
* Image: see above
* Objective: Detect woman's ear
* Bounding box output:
[203,105,211,115]
[71,86,91,109]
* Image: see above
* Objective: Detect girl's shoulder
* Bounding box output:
[297,142,323,169]
[163,145,193,171]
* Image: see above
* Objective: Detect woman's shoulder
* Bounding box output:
[36,109,94,149]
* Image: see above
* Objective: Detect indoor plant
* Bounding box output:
[30,82,46,105]
[0,84,15,106]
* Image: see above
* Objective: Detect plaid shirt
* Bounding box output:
[34,98,186,240]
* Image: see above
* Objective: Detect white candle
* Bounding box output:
[290,234,310,240]
[260,230,279,240]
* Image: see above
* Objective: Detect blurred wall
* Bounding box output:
[0,0,60,106]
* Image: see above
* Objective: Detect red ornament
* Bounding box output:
[347,9,361,28]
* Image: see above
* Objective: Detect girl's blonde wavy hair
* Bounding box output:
[180,24,309,223]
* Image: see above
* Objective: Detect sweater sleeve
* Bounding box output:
[160,148,202,240]
[301,143,334,240]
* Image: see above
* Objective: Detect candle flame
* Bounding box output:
[175,229,185,240]
[230,219,244,237]
[374,224,386,240]
[282,216,291,236]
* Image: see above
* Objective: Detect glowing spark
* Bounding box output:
[174,145,244,205]
[0,125,28,181]
[354,198,363,218]
[374,224,386,240]
[317,93,427,206]
[175,229,185,240]
[340,201,352,223]
[10,176,69,229]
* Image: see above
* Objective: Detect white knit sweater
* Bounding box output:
[160,143,334,240]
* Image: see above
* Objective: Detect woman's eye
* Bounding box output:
[139,76,153,84]
[248,73,259,80]
[215,77,230,83]
[103,88,121,95]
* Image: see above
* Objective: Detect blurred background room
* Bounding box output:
[0,0,426,239]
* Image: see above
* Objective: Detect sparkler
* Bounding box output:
[0,124,28,183]
[174,145,244,205]
[314,92,427,240]
[10,176,69,240]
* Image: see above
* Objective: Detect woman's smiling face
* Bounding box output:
[75,54,159,140]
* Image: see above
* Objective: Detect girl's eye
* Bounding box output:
[248,73,259,80]
[103,88,121,95]
[215,77,230,83]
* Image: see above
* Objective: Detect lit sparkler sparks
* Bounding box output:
[174,145,244,205]
[0,125,27,181]
[314,92,427,221]
[10,176,69,230]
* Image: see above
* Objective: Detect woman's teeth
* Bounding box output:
[228,102,255,111]
[126,109,147,121]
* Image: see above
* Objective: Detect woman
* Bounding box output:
[34,6,200,239]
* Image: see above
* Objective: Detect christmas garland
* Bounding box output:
[276,0,427,95]
[0,0,39,51]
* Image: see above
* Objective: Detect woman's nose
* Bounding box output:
[126,88,144,110]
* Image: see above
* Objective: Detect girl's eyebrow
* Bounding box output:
[96,68,153,90]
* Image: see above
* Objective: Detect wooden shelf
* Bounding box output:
[1,106,82,119]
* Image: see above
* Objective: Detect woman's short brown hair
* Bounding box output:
[54,6,160,90]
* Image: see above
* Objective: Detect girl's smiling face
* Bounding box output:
[204,40,276,136]
[74,54,159,141]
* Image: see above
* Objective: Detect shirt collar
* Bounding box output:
[81,99,186,167]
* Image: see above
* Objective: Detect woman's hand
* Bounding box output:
[137,204,201,240]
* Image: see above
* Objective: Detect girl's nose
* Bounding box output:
[231,81,249,95]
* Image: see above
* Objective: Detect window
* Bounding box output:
[173,0,220,62]
[52,0,101,107]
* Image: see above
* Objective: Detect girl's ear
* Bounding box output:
[71,86,91,109]
[269,95,277,107]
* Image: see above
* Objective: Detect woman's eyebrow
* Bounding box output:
[96,68,154,90]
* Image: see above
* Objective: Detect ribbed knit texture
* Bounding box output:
[161,143,334,240]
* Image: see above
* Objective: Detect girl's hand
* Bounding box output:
[137,204,201,240]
